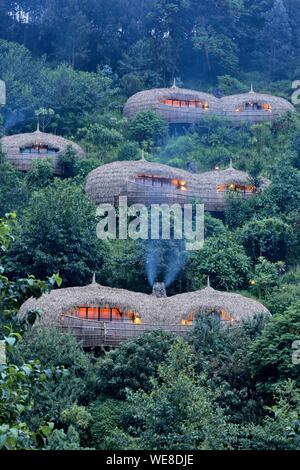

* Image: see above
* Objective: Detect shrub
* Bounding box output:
[95,331,176,398]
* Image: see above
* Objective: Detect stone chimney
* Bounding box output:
[152,282,167,298]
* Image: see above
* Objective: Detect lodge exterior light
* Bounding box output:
[133,315,142,325]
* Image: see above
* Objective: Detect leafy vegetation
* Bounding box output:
[0,0,300,451]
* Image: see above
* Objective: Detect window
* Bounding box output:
[161,98,209,109]
[135,175,187,191]
[236,102,272,112]
[216,183,256,193]
[74,306,141,323]
[181,309,234,325]
[20,144,59,155]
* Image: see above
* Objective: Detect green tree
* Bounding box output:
[249,257,283,299]
[250,302,300,395]
[5,180,106,286]
[125,338,233,450]
[11,328,96,427]
[256,0,293,78]
[25,159,54,189]
[0,161,29,217]
[238,217,294,262]
[95,331,176,399]
[188,235,251,290]
[127,111,168,148]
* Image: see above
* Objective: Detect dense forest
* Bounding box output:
[0,0,300,451]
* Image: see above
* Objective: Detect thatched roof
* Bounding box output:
[123,83,220,124]
[85,158,271,212]
[1,129,85,175]
[123,84,295,124]
[18,279,270,328]
[85,156,200,205]
[220,87,295,123]
[195,164,270,212]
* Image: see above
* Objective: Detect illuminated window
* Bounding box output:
[216,183,256,193]
[161,98,209,109]
[181,309,234,325]
[220,310,234,322]
[261,102,272,111]
[135,175,187,190]
[74,306,140,323]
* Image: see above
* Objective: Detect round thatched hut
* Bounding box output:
[18,279,270,347]
[85,157,270,213]
[1,128,85,175]
[220,85,295,124]
[196,161,271,213]
[123,83,295,125]
[123,81,219,124]
[85,154,200,206]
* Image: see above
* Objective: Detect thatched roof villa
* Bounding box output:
[220,85,295,124]
[85,154,200,207]
[18,278,270,348]
[124,81,219,124]
[85,156,270,213]
[196,161,271,212]
[124,83,294,125]
[1,128,85,175]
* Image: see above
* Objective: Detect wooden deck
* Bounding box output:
[60,315,191,347]
[117,180,198,207]
[7,153,63,175]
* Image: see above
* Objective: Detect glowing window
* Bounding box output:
[135,175,187,190]
[74,306,140,323]
[161,98,208,109]
[216,183,256,193]
[181,309,234,325]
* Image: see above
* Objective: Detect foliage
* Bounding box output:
[1,0,300,451]
[237,217,295,263]
[188,234,251,290]
[189,315,266,424]
[88,398,131,450]
[127,111,168,149]
[45,426,83,450]
[250,302,300,395]
[5,180,106,287]
[0,162,28,217]
[0,360,57,450]
[249,257,284,299]
[95,331,176,398]
[10,328,96,427]
[25,159,54,189]
[124,338,233,450]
